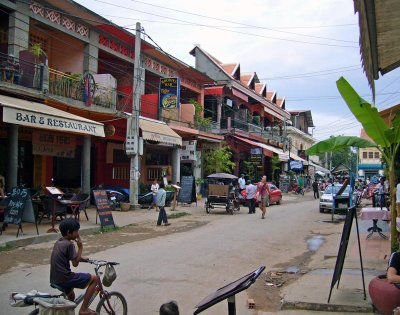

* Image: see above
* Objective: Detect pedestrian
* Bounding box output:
[156,182,170,226]
[312,180,319,199]
[160,300,179,315]
[50,218,97,315]
[149,179,159,211]
[245,180,257,214]
[257,175,271,219]
[238,174,246,192]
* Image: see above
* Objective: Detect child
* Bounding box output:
[50,218,98,315]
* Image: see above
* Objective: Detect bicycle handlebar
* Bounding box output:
[84,259,119,266]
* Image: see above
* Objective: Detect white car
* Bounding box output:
[319,184,351,213]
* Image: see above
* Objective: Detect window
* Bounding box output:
[374,152,380,159]
[368,152,373,159]
[362,152,367,159]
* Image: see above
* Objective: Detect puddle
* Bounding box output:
[307,235,325,251]
[286,266,300,273]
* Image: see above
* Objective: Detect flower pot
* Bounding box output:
[369,275,400,315]
[120,202,131,211]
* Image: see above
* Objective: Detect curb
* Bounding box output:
[282,300,373,313]
[0,226,103,249]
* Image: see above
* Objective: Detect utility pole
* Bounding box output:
[127,22,142,208]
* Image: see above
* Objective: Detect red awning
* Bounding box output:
[232,136,273,157]
[232,88,248,102]
[204,86,224,95]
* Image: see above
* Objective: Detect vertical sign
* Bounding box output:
[159,77,180,109]
[93,190,115,227]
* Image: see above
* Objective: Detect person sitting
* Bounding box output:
[160,301,179,315]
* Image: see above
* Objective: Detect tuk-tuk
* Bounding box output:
[205,173,240,215]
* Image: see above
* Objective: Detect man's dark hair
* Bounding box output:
[159,182,165,189]
[59,218,80,236]
[160,301,179,315]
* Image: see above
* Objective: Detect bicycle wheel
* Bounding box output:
[96,291,127,315]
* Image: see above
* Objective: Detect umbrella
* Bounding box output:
[315,171,325,177]
[207,173,238,179]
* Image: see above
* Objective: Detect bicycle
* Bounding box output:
[10,259,127,315]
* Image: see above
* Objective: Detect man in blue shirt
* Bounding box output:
[156,182,170,226]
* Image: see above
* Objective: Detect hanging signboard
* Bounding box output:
[159,77,180,109]
[290,160,303,171]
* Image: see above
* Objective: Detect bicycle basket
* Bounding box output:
[102,263,117,287]
[35,297,76,315]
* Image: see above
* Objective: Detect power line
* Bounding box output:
[111,0,358,43]
[94,0,359,48]
[259,67,360,80]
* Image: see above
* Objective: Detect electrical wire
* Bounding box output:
[97,0,358,43]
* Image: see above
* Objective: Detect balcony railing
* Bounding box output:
[0,52,44,91]
[48,69,132,111]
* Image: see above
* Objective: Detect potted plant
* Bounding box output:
[30,42,47,89]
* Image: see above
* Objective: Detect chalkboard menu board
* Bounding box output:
[1,187,38,237]
[178,176,196,204]
[4,187,35,225]
[328,205,358,302]
[93,190,115,228]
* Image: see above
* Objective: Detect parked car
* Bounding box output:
[240,183,282,206]
[319,184,351,213]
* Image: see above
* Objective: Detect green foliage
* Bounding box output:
[242,161,255,180]
[271,155,281,182]
[165,185,175,192]
[306,136,375,155]
[203,146,236,174]
[30,42,46,63]
[191,99,212,128]
[0,243,13,252]
[330,147,357,174]
[139,182,149,194]
[252,116,261,126]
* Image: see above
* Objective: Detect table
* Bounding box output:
[359,207,390,239]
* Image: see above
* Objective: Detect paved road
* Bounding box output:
[0,195,363,314]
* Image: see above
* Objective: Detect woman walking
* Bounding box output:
[257,176,271,219]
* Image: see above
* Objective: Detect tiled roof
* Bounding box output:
[360,129,372,141]
[255,83,266,95]
[221,63,239,76]
[240,73,253,86]
[277,98,285,108]
[267,91,276,102]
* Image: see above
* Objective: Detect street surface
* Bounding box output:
[0,194,376,314]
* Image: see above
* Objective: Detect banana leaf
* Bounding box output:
[336,77,391,147]
[306,136,376,156]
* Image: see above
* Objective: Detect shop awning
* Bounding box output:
[308,161,330,173]
[233,136,288,160]
[140,117,182,146]
[289,152,309,165]
[358,163,383,170]
[0,95,105,137]
[252,141,289,161]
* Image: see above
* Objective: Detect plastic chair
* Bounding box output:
[40,196,67,223]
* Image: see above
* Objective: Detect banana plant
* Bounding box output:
[306,77,400,251]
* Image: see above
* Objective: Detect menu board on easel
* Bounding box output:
[46,186,64,196]
[1,187,38,237]
[93,190,115,228]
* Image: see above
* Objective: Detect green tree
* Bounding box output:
[191,99,212,128]
[307,77,400,252]
[271,155,281,184]
[203,146,236,175]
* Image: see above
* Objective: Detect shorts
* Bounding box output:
[152,194,157,202]
[54,273,91,294]
[260,195,269,206]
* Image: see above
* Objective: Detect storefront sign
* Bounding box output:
[290,160,304,171]
[249,154,262,164]
[3,107,103,137]
[32,131,76,158]
[159,77,180,109]
[181,140,197,161]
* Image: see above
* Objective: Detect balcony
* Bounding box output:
[0,52,45,93]
[48,69,131,111]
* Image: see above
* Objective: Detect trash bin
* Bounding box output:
[34,297,76,315]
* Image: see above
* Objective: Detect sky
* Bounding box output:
[76,0,400,140]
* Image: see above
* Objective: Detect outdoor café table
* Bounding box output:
[359,207,390,239]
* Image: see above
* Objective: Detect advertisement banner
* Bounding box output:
[290,160,303,171]
[159,77,180,109]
